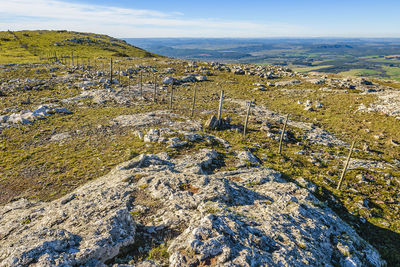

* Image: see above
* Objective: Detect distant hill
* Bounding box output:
[0,30,157,64]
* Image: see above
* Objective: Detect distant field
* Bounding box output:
[339,68,382,76]
[291,65,335,73]
[125,38,400,81]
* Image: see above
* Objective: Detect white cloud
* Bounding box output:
[0,0,304,37]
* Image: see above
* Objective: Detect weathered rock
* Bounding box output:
[204,115,218,130]
[144,129,160,143]
[0,172,137,266]
[275,80,301,87]
[0,145,387,267]
[162,77,180,85]
[236,150,261,167]
[50,132,71,142]
[0,105,72,126]
[315,102,323,109]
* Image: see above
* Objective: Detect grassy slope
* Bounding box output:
[1,31,400,264]
[0,30,157,64]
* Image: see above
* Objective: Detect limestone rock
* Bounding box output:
[236,150,261,167]
[204,115,218,130]
[0,149,386,266]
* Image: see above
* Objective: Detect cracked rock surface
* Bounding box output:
[0,147,385,266]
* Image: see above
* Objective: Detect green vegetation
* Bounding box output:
[1,31,400,265]
[128,38,400,81]
[0,30,158,64]
[147,243,169,262]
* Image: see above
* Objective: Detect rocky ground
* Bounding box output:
[0,119,386,266]
[1,58,400,266]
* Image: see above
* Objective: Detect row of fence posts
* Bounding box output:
[213,88,356,191]
[127,62,357,191]
[43,55,356,190]
[41,51,94,68]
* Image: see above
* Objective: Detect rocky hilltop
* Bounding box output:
[0,114,385,266]
[0,31,399,266]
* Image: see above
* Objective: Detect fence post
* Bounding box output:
[243,101,252,137]
[278,114,289,154]
[337,140,356,190]
[153,74,157,103]
[140,70,143,96]
[191,86,197,117]
[110,58,113,83]
[217,90,224,124]
[170,84,174,109]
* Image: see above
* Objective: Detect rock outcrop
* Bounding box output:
[0,148,386,266]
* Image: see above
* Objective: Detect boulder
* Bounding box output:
[236,151,261,167]
[162,77,180,85]
[204,115,218,130]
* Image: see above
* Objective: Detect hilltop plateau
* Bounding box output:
[0,31,399,266]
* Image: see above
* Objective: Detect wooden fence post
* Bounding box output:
[278,114,289,154]
[110,58,113,83]
[153,74,157,103]
[170,84,174,109]
[191,86,197,117]
[243,101,252,137]
[140,70,143,96]
[337,140,356,190]
[217,90,224,123]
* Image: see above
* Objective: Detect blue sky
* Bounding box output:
[1,0,399,38]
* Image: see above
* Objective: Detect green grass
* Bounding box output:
[339,68,382,77]
[0,30,158,64]
[1,34,400,265]
[147,243,169,262]
[291,64,335,72]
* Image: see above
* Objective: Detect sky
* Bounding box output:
[1,0,400,38]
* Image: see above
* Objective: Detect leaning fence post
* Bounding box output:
[217,90,224,124]
[278,114,289,154]
[337,140,356,190]
[243,101,252,137]
[170,84,174,109]
[191,86,197,117]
